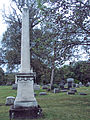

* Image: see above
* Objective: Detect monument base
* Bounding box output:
[14,73,37,108]
[9,105,42,120]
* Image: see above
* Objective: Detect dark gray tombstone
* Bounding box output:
[67,78,74,89]
[59,83,64,89]
[67,91,75,95]
[73,83,76,87]
[70,88,77,93]
[12,84,17,90]
[79,92,87,95]
[59,80,65,90]
[54,88,60,93]
[86,82,90,87]
[42,85,48,89]
[34,84,40,90]
[34,93,37,96]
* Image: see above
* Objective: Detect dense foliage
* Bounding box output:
[0,68,4,85]
[58,61,90,84]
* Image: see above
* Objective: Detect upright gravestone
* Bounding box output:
[59,80,65,90]
[86,82,90,87]
[67,78,74,89]
[9,1,42,119]
[79,82,83,87]
[34,84,40,90]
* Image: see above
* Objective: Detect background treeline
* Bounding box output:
[0,60,90,85]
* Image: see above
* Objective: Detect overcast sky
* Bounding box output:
[0,0,11,37]
[0,0,11,71]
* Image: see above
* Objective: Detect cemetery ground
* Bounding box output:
[0,86,90,120]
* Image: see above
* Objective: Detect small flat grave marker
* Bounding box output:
[39,92,47,95]
[79,93,87,95]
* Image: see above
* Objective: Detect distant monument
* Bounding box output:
[9,0,42,119]
[67,78,74,89]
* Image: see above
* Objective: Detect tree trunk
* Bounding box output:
[50,68,54,90]
[50,41,56,90]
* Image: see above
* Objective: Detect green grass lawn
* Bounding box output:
[0,86,90,120]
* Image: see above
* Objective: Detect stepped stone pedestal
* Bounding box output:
[14,73,37,108]
[9,73,42,119]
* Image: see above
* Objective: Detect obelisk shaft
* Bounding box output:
[14,5,37,108]
[20,6,30,73]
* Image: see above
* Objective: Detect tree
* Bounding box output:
[4,73,15,85]
[58,60,90,84]
[0,68,4,85]
[1,0,42,71]
[73,61,90,84]
[36,0,90,88]
[1,0,53,84]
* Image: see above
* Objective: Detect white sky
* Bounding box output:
[0,0,89,38]
[0,0,11,38]
[0,0,11,72]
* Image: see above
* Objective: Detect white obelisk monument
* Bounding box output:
[14,0,37,108]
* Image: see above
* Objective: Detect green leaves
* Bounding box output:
[37,0,47,10]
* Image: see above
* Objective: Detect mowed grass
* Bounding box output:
[0,86,90,120]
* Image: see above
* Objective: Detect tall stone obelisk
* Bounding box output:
[14,1,37,108]
[9,1,42,118]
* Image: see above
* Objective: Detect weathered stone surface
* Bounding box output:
[12,84,17,90]
[42,85,48,89]
[34,84,40,90]
[86,82,90,87]
[70,88,77,92]
[67,91,75,95]
[14,78,38,108]
[54,88,60,93]
[67,78,74,82]
[6,96,15,106]
[9,105,42,119]
[79,92,87,95]
[67,78,74,89]
[59,83,64,90]
[11,2,42,120]
[60,89,68,92]
[73,83,76,87]
[79,82,83,87]
[20,7,30,73]
[14,5,38,108]
[76,84,79,88]
[39,92,47,95]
